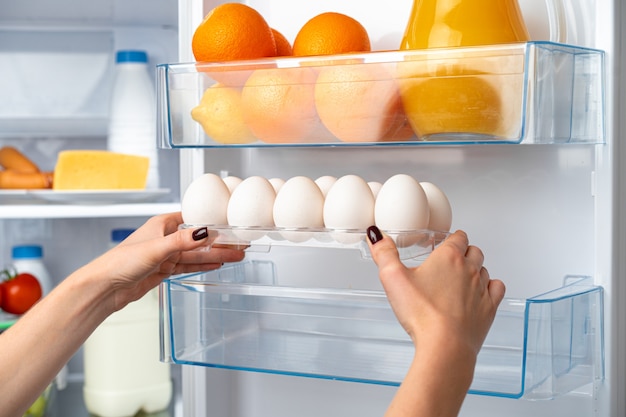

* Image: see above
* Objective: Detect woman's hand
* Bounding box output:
[85,212,246,311]
[367,227,504,355]
[367,226,505,417]
[0,212,246,417]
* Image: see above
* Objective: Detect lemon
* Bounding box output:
[191,84,258,144]
[24,393,47,417]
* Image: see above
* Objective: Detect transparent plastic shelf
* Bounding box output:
[182,225,449,260]
[157,41,605,148]
[161,264,604,400]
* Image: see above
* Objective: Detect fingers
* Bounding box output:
[165,226,246,267]
[465,245,484,268]
[179,246,246,265]
[446,230,486,280]
[487,279,506,307]
[442,230,469,254]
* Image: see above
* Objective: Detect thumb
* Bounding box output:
[150,226,214,261]
[366,225,406,276]
[170,226,214,250]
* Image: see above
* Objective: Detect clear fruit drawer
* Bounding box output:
[160,264,604,400]
[157,41,604,148]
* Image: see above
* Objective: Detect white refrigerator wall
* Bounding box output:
[176,0,624,417]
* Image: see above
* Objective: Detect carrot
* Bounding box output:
[0,170,53,189]
[0,146,40,173]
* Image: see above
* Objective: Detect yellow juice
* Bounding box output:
[398,0,529,141]
[400,0,531,50]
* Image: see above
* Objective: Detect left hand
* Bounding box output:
[87,212,246,310]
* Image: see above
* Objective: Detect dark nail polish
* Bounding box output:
[192,227,209,241]
[367,225,383,245]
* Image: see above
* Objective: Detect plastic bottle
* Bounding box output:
[10,245,69,391]
[83,228,172,417]
[11,245,52,296]
[107,50,159,189]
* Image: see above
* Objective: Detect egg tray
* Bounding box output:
[181,225,449,260]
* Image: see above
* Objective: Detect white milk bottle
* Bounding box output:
[107,50,159,189]
[83,228,172,417]
[11,245,69,391]
[11,244,52,296]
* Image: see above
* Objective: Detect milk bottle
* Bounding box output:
[83,228,172,417]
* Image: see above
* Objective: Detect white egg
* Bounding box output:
[314,175,337,197]
[222,176,242,194]
[420,182,453,232]
[269,177,285,193]
[368,181,383,198]
[227,176,276,240]
[181,173,230,225]
[324,175,375,242]
[274,176,325,228]
[375,174,430,231]
[274,176,325,242]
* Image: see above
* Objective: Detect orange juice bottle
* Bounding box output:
[397,0,536,141]
[400,0,531,49]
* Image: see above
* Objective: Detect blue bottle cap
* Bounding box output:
[111,228,136,243]
[116,50,148,64]
[12,245,43,259]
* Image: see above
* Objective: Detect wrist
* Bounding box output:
[414,327,477,383]
[65,258,119,320]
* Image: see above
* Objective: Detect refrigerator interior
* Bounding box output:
[170,0,623,416]
[0,0,624,416]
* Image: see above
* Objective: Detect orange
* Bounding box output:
[241,67,329,143]
[191,84,258,144]
[315,64,413,142]
[272,28,293,56]
[292,12,371,57]
[191,3,277,62]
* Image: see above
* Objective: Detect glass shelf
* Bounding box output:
[161,264,604,400]
[157,41,605,148]
[0,202,180,220]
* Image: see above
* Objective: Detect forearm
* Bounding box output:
[0,261,116,417]
[385,340,476,417]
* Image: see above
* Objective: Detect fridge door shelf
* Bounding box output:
[157,41,605,148]
[182,225,449,260]
[160,263,604,400]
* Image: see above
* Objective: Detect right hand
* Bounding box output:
[367,227,505,357]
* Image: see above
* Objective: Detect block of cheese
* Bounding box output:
[53,150,150,190]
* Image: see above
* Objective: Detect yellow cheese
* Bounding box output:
[53,150,150,190]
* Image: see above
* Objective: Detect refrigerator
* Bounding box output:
[1,1,624,417]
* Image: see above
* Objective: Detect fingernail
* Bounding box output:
[192,227,209,241]
[366,225,383,245]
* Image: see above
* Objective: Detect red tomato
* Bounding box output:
[0,273,42,315]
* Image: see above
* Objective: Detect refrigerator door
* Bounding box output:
[170,0,622,416]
